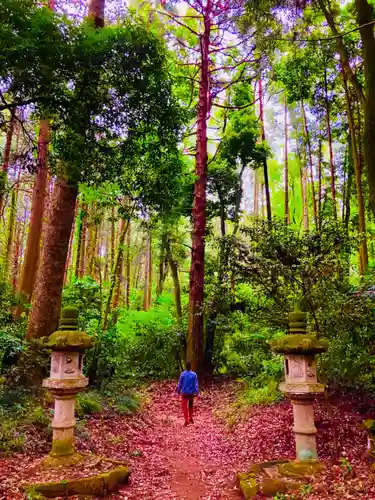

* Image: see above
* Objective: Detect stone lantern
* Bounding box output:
[42,306,92,468]
[270,306,328,470]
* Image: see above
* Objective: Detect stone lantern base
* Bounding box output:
[237,459,325,498]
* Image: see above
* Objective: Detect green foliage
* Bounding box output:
[0,417,25,454]
[111,393,141,415]
[76,391,104,418]
[62,277,102,333]
[237,379,282,406]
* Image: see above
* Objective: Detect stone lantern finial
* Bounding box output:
[42,306,93,468]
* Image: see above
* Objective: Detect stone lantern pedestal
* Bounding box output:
[42,307,92,468]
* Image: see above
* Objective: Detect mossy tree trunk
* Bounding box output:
[166,240,182,320]
[0,109,15,217]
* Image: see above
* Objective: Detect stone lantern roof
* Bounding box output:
[42,307,93,352]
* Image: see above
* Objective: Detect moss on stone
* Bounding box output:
[43,452,82,469]
[238,476,257,499]
[259,478,300,497]
[43,330,93,351]
[51,439,74,457]
[23,466,129,497]
[363,419,375,433]
[278,460,324,478]
[269,334,328,354]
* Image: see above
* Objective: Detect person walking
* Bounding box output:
[176,361,199,426]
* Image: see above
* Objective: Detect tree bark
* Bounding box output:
[79,203,88,277]
[317,140,322,231]
[74,202,85,279]
[343,68,368,273]
[16,120,49,316]
[323,69,337,219]
[284,94,289,224]
[187,0,211,375]
[125,221,131,309]
[113,219,125,309]
[166,240,182,320]
[258,80,272,221]
[156,232,167,298]
[301,100,318,226]
[0,110,15,216]
[233,163,246,235]
[355,0,375,217]
[253,170,259,215]
[143,231,152,311]
[27,179,78,339]
[102,219,128,330]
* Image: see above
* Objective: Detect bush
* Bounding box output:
[76,391,104,418]
[0,418,25,454]
[236,379,282,406]
[112,393,140,414]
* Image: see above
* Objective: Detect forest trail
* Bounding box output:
[117,382,242,499]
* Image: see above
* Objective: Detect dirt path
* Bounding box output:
[116,382,242,500]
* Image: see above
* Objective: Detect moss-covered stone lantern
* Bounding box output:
[270,307,328,469]
[42,306,92,468]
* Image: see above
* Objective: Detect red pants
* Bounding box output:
[181,395,194,422]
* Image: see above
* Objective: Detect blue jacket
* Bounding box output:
[176,370,199,396]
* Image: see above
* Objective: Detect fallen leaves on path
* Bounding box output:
[1,382,375,499]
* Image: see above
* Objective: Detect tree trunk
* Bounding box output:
[79,203,88,277]
[156,232,167,298]
[110,205,115,279]
[253,170,259,215]
[343,69,369,274]
[317,140,322,231]
[297,136,309,230]
[102,219,128,330]
[0,110,15,216]
[166,240,182,320]
[355,0,375,217]
[4,172,19,280]
[301,100,318,226]
[343,142,353,231]
[64,199,76,286]
[74,203,85,279]
[125,221,131,309]
[27,179,78,339]
[258,80,272,221]
[323,69,337,219]
[187,1,211,375]
[15,120,49,316]
[143,231,152,311]
[233,163,246,235]
[113,219,125,309]
[284,94,289,224]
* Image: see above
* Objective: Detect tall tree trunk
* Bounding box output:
[301,100,318,226]
[79,203,88,277]
[113,219,125,309]
[323,68,337,219]
[233,163,246,235]
[74,203,85,278]
[166,240,182,320]
[156,232,167,299]
[355,0,375,217]
[297,137,309,230]
[343,142,353,231]
[143,231,152,311]
[4,169,20,280]
[110,205,115,279]
[27,180,78,339]
[102,219,128,330]
[343,69,369,274]
[258,80,272,221]
[0,110,15,217]
[317,140,322,231]
[125,221,131,309]
[15,120,49,316]
[187,1,211,375]
[284,94,289,224]
[253,170,259,215]
[64,199,77,286]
